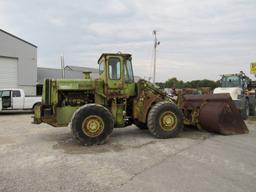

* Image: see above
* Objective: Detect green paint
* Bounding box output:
[56,106,79,126]
[34,53,170,128]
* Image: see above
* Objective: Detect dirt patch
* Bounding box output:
[51,127,211,154]
[179,126,212,140]
[0,136,15,145]
[52,135,157,154]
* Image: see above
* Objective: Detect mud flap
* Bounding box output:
[181,93,249,135]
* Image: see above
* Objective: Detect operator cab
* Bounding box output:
[97,53,135,96]
[221,72,249,89]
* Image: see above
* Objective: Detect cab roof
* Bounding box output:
[97,53,131,63]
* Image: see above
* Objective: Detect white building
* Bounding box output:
[0,29,37,95]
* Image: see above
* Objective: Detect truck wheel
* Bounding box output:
[242,100,250,120]
[147,101,183,138]
[71,104,114,145]
[134,121,148,129]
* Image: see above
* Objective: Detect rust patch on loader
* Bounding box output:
[181,93,249,135]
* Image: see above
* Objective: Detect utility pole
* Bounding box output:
[153,30,160,84]
[60,54,65,79]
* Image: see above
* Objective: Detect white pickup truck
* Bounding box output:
[0,89,41,112]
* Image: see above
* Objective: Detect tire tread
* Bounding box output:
[147,101,183,138]
[71,104,114,145]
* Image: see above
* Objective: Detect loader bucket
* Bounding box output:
[181,93,249,135]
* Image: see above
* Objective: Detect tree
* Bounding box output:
[165,78,184,88]
[156,77,220,90]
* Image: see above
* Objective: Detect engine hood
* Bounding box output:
[213,87,242,100]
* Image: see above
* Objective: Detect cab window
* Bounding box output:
[108,58,121,80]
[1,91,11,97]
[13,90,21,97]
[221,76,241,87]
[125,59,134,82]
[99,62,104,74]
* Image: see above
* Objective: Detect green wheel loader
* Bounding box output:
[34,53,248,145]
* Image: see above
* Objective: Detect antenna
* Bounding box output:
[153,30,160,84]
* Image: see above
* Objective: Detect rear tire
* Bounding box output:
[147,101,183,138]
[71,104,114,145]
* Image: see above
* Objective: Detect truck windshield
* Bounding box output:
[124,59,134,82]
[0,91,2,98]
[221,76,241,87]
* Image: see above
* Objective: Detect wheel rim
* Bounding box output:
[159,111,177,131]
[82,115,104,137]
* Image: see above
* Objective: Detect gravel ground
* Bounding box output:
[0,114,255,192]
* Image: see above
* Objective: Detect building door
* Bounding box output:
[0,57,18,89]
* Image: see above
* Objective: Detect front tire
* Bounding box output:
[71,104,114,145]
[147,101,183,138]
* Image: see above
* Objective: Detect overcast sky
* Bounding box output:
[0,0,256,82]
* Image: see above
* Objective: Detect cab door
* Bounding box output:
[12,90,23,109]
[106,56,124,97]
[124,58,136,97]
[1,90,11,109]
